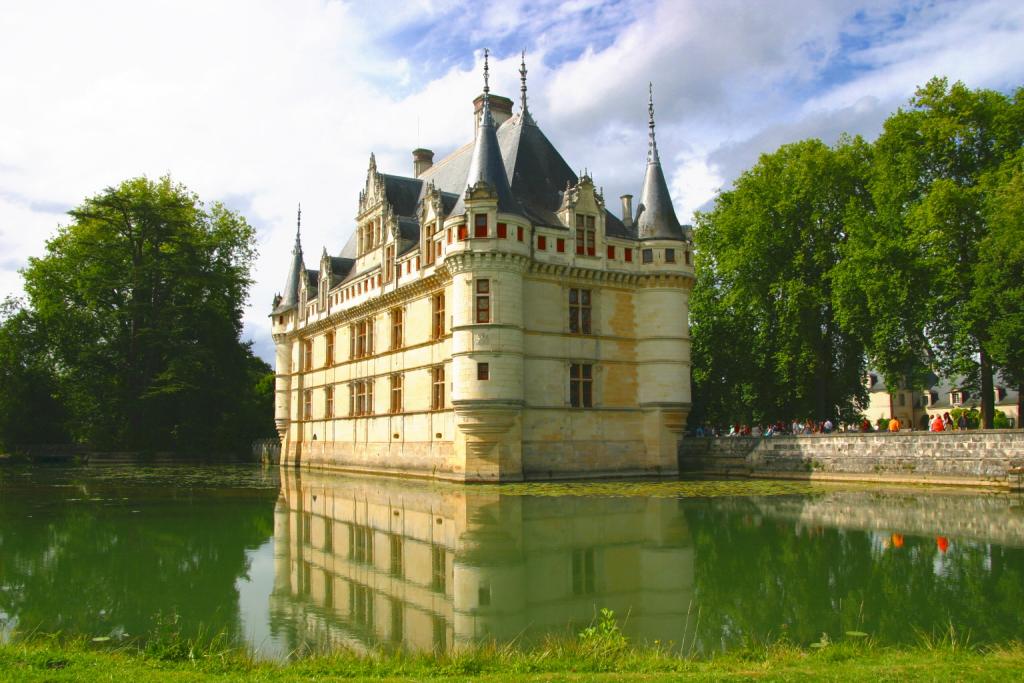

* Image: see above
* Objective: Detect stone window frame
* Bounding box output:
[389,373,403,414]
[569,362,594,408]
[324,385,334,418]
[431,365,446,410]
[474,213,488,238]
[303,389,313,420]
[568,287,593,335]
[475,278,492,324]
[477,362,490,381]
[390,307,404,350]
[302,339,313,372]
[431,292,446,340]
[642,248,653,264]
[575,213,596,256]
[325,330,335,366]
[665,248,676,263]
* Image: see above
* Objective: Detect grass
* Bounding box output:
[3,630,1023,682]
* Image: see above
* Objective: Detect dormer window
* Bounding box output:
[575,214,596,256]
[950,390,963,406]
[474,214,488,238]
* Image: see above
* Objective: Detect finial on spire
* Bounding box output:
[293,202,303,255]
[483,48,490,101]
[647,82,660,164]
[519,50,533,123]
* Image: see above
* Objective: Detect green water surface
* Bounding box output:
[1,463,1022,658]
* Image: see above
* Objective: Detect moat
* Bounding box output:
[1,463,1023,659]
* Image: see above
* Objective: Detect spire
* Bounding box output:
[519,50,534,124]
[647,82,660,164]
[635,83,683,240]
[451,48,522,217]
[276,203,305,312]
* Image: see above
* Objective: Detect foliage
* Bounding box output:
[9,176,274,452]
[0,299,69,450]
[3,634,1024,681]
[876,418,889,431]
[832,78,1024,427]
[690,137,871,426]
[577,608,629,655]
[994,410,1011,429]
[950,407,981,430]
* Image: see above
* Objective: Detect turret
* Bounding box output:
[275,204,305,313]
[635,85,684,241]
[273,205,303,458]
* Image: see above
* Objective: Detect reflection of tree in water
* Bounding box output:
[685,495,1024,649]
[0,473,275,641]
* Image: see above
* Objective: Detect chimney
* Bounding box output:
[620,194,634,226]
[413,148,434,177]
[473,93,513,131]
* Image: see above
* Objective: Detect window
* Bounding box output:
[569,288,592,334]
[349,383,355,416]
[537,235,547,250]
[431,292,445,339]
[353,379,374,416]
[354,319,373,358]
[951,390,964,406]
[390,374,403,413]
[384,244,395,282]
[458,223,468,241]
[325,331,335,366]
[303,389,312,419]
[303,339,313,371]
[517,226,524,241]
[447,228,452,244]
[390,534,403,578]
[625,248,633,262]
[642,248,653,264]
[572,548,596,595]
[575,214,596,256]
[431,545,446,593]
[325,386,334,418]
[475,279,491,323]
[478,584,491,606]
[557,238,565,253]
[665,248,675,263]
[684,250,691,265]
[477,362,489,381]
[570,363,593,408]
[474,213,488,238]
[432,365,445,410]
[607,245,615,259]
[497,222,507,238]
[391,308,403,350]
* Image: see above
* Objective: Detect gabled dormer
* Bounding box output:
[558,172,606,257]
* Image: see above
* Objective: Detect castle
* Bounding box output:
[271,52,694,481]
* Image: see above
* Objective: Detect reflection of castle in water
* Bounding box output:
[271,471,695,653]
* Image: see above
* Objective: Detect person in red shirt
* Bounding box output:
[930,415,945,432]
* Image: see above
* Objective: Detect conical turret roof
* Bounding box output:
[274,205,304,313]
[451,50,523,218]
[635,85,684,240]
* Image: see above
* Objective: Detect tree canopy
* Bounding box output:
[0,176,274,453]
[692,77,1023,429]
[690,137,872,425]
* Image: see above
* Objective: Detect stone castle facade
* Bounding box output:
[271,54,693,481]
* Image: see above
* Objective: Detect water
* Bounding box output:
[2,463,1023,658]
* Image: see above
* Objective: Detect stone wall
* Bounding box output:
[679,431,1024,488]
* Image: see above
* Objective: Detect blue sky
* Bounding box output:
[1,0,1022,362]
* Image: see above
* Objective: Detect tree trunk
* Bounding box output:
[980,349,995,429]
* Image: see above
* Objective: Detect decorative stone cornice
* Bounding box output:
[445,251,530,276]
[528,261,694,288]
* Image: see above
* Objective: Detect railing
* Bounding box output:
[252,438,281,464]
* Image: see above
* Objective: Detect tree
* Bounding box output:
[0,299,69,450]
[17,175,273,452]
[834,78,1024,427]
[976,149,1024,423]
[690,137,872,426]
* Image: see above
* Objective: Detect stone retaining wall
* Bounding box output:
[679,431,1024,488]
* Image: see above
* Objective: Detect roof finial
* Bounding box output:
[293,202,303,254]
[483,48,490,101]
[519,50,533,124]
[647,82,660,164]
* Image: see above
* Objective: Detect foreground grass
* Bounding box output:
[2,636,1023,682]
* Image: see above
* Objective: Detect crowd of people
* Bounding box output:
[692,411,971,437]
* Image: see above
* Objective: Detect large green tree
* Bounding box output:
[690,137,872,426]
[15,175,273,451]
[834,78,1024,427]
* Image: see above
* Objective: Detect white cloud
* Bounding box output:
[2,0,1022,363]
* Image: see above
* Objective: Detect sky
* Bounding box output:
[2,0,1023,362]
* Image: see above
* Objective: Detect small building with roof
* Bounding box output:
[862,370,1019,429]
[270,52,694,481]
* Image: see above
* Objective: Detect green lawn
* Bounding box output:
[2,638,1022,682]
